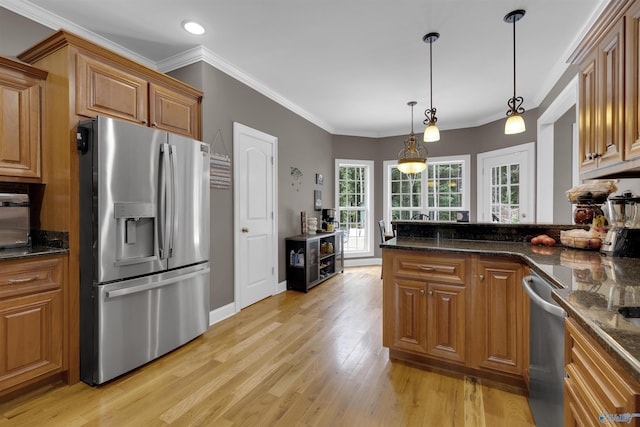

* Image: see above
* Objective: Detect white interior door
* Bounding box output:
[233,123,277,309]
[477,142,535,223]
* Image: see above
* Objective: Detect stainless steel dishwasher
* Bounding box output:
[521,271,567,427]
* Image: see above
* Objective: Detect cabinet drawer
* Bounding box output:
[0,256,62,299]
[565,318,640,418]
[391,251,466,285]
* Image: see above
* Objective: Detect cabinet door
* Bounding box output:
[578,50,600,173]
[76,53,148,124]
[149,83,200,139]
[426,283,465,363]
[384,278,427,354]
[627,4,640,162]
[471,257,525,376]
[597,19,625,168]
[0,63,43,179]
[306,239,320,285]
[0,289,63,393]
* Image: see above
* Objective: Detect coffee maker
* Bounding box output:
[322,208,338,231]
[600,192,640,257]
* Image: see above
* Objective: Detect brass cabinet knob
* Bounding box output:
[242,227,249,233]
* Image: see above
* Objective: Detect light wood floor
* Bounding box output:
[0,266,536,426]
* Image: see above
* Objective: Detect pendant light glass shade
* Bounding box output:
[423,32,440,142]
[397,101,427,175]
[504,10,526,135]
[505,113,526,134]
[424,123,440,142]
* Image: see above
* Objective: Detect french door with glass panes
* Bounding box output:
[477,143,534,223]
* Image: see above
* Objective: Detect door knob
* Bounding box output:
[242,227,249,233]
[479,274,485,281]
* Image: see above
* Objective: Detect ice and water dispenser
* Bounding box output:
[114,202,157,265]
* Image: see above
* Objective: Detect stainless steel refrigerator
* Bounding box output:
[77,116,210,385]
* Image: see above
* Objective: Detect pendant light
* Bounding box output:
[423,32,440,142]
[397,101,427,175]
[504,9,526,135]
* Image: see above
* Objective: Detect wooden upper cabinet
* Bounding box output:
[0,56,47,180]
[75,54,201,139]
[471,256,527,377]
[627,1,640,161]
[76,53,148,124]
[149,83,200,139]
[576,19,625,175]
[579,50,599,173]
[597,19,625,169]
[571,0,640,178]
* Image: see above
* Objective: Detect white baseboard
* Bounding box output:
[209,302,236,326]
[277,280,287,294]
[344,257,381,267]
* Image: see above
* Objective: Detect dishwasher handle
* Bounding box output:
[522,275,567,319]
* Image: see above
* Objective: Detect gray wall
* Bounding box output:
[334,108,540,258]
[169,62,333,308]
[553,107,576,223]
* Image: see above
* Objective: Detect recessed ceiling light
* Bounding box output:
[182,20,205,35]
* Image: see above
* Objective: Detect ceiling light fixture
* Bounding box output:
[397,101,427,176]
[182,20,205,35]
[504,9,526,135]
[422,32,440,142]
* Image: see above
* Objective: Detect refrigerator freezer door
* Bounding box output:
[89,263,210,385]
[167,133,210,270]
[93,116,167,283]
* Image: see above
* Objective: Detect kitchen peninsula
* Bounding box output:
[381,221,640,423]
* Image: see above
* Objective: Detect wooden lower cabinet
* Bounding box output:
[564,317,640,426]
[382,249,528,389]
[0,255,66,397]
[470,256,528,376]
[384,278,465,363]
[426,282,465,363]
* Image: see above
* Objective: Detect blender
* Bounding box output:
[600,192,640,257]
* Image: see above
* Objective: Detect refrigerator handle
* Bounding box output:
[168,144,178,258]
[159,143,171,259]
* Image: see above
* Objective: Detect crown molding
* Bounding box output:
[0,0,155,68]
[157,46,335,135]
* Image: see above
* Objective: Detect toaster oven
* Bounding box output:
[0,193,30,249]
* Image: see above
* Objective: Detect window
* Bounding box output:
[335,159,374,257]
[384,156,470,224]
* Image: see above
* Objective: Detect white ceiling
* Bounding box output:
[2,0,606,137]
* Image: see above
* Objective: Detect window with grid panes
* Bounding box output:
[335,159,374,257]
[383,156,469,225]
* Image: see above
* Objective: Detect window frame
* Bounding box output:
[335,159,375,258]
[383,155,470,226]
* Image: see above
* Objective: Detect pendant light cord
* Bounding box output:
[512,18,517,100]
[430,40,434,111]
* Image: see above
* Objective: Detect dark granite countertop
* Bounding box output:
[0,230,69,261]
[0,245,68,261]
[382,231,640,383]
